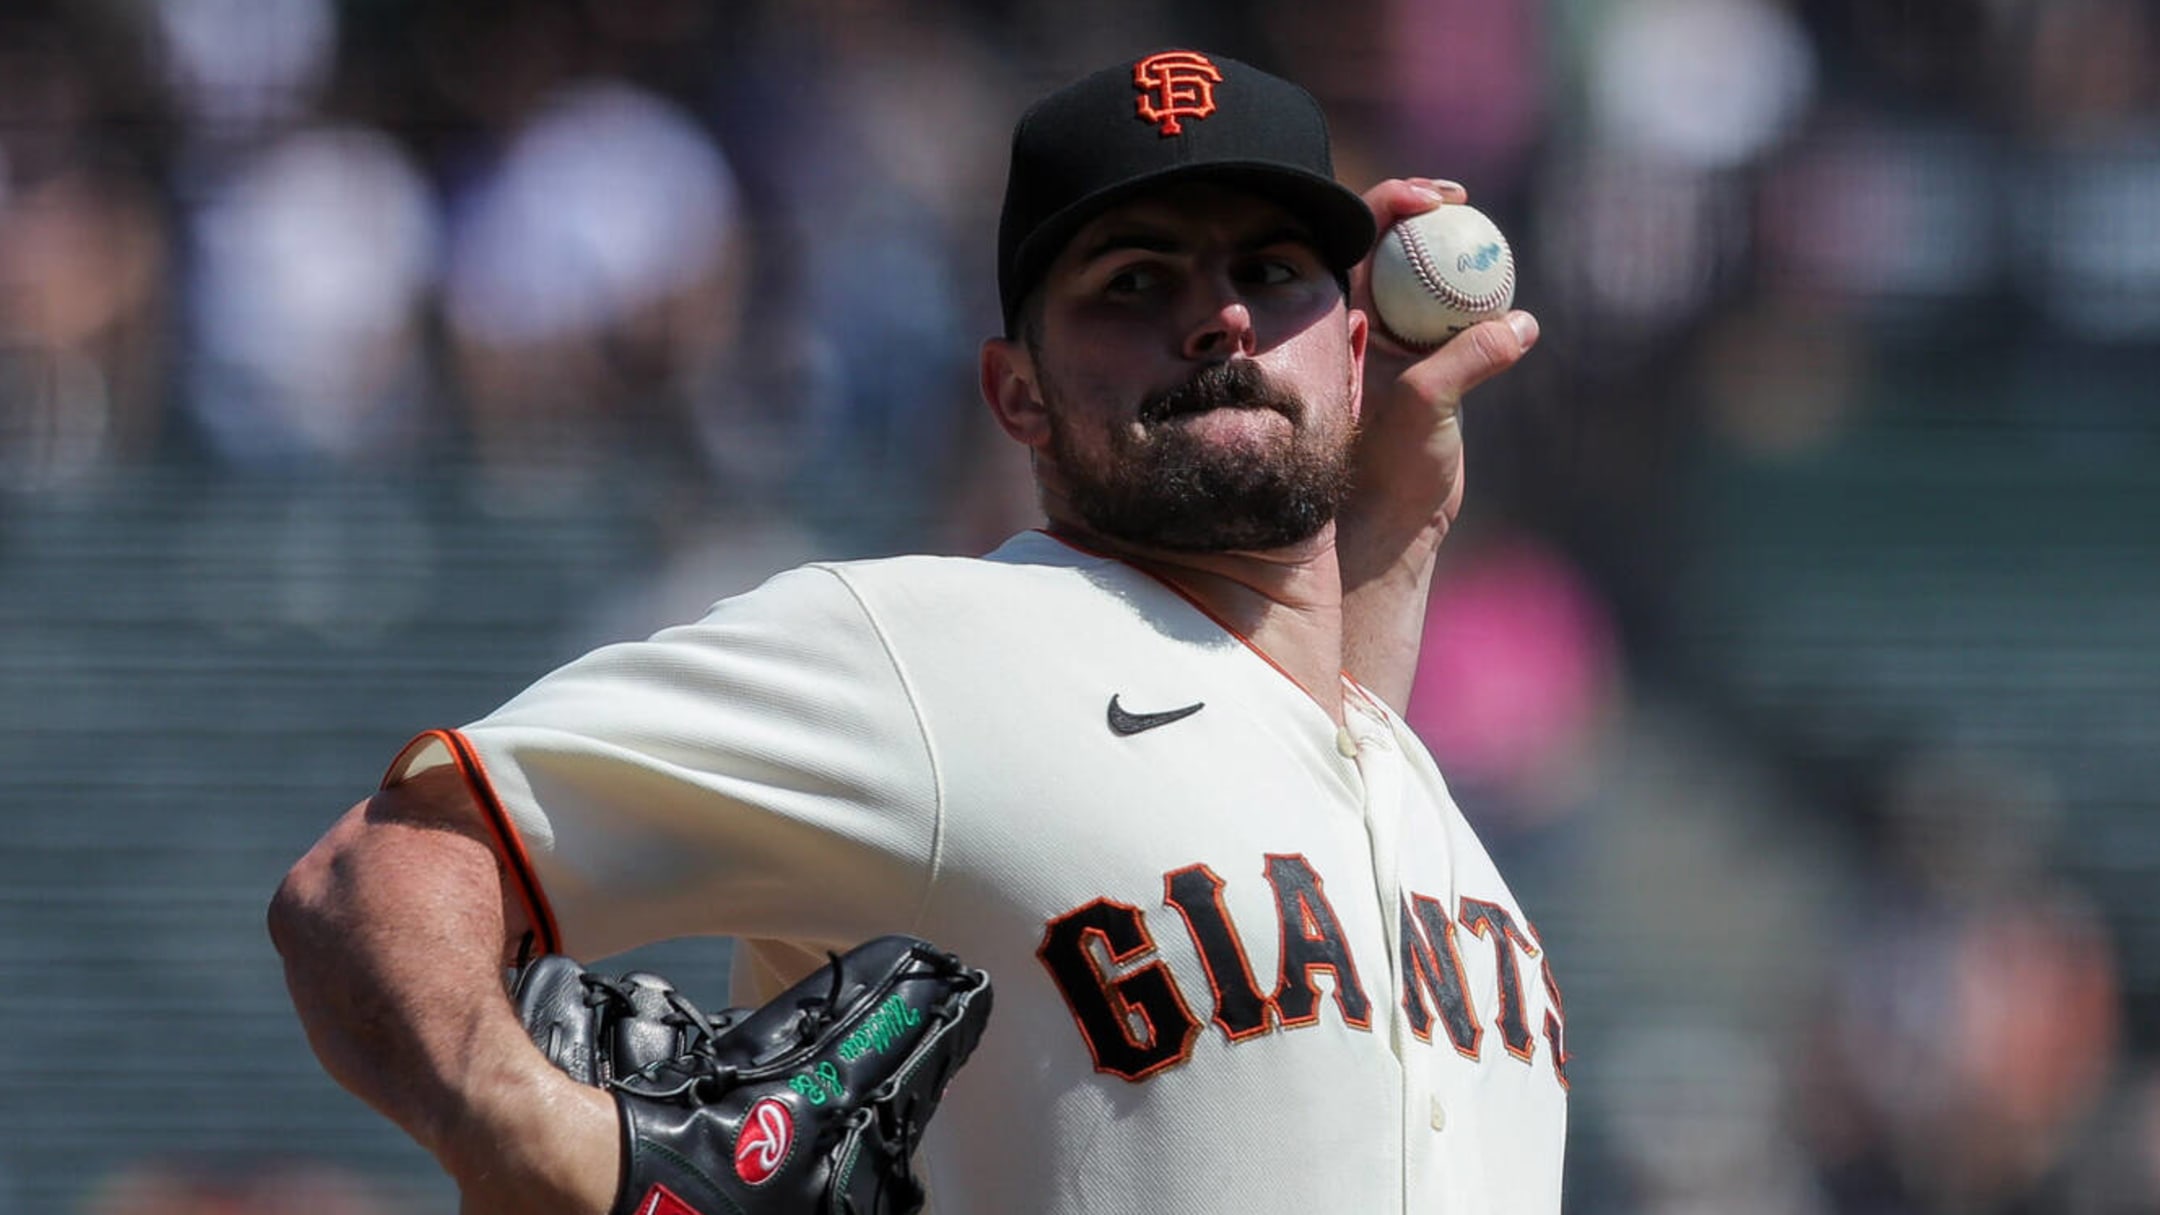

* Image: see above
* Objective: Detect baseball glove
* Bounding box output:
[510,934,993,1215]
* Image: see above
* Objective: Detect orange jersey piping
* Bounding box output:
[384,728,563,957]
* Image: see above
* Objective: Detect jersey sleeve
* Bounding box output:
[385,564,941,962]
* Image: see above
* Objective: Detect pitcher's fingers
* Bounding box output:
[1359,177,1467,227]
[1396,311,1541,405]
[1352,178,1470,315]
[1407,177,1468,205]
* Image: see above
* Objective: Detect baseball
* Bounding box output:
[1368,203,1517,349]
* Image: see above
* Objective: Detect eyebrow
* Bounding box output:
[1073,228,1181,265]
[1073,223,1321,267]
[1240,225,1321,256]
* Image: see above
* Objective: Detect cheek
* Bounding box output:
[1036,367,1133,465]
[1044,306,1185,388]
[1039,351,1148,434]
[1271,329,1360,415]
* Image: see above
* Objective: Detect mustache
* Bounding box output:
[1138,360,1304,426]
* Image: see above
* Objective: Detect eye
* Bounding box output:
[1104,264,1164,296]
[1236,258,1305,289]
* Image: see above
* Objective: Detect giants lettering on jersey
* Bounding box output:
[1038,853,1570,1087]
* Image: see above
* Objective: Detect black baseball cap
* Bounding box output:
[997,50,1377,331]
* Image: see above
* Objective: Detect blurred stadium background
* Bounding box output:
[3,0,2157,1210]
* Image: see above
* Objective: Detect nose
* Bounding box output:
[1181,283,1258,361]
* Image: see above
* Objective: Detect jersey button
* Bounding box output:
[1335,726,1359,758]
[1429,1097,1447,1132]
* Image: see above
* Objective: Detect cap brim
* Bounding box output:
[1006,162,1377,326]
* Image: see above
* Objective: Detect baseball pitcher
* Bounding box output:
[271,49,1561,1214]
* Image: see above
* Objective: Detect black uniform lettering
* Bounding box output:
[1401,893,1483,1057]
[1458,897,1536,1062]
[1539,951,1571,1088]
[1038,898,1202,1080]
[1263,853,1373,1029]
[1163,864,1274,1041]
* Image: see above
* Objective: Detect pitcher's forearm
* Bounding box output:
[269,791,523,1144]
[268,785,617,1210]
[1341,527,1443,713]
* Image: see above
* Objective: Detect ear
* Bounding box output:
[980,336,1051,448]
[1346,306,1370,421]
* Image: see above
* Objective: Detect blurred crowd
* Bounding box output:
[3,0,2158,1212]
[5,0,2159,516]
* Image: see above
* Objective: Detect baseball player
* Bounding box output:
[270,50,1562,1214]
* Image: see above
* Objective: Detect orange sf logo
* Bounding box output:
[1133,51,1222,136]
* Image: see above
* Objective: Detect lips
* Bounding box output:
[1142,395,1244,425]
[1139,362,1299,426]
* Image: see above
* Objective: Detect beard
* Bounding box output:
[1043,359,1358,553]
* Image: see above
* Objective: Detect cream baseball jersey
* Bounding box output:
[388,531,1568,1214]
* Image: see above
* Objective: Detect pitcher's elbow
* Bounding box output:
[267,851,322,963]
[267,813,357,963]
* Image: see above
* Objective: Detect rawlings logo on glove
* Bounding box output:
[736,1098,793,1184]
[511,935,993,1215]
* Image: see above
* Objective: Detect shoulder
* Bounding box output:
[810,531,1113,587]
[800,531,1148,622]
[650,532,1208,675]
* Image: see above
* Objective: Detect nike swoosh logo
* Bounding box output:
[1107,694,1205,736]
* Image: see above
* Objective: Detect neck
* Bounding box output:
[1046,517,1350,722]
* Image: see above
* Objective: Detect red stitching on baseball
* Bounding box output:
[1398,218,1515,318]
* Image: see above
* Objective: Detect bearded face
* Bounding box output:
[1037,356,1359,553]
